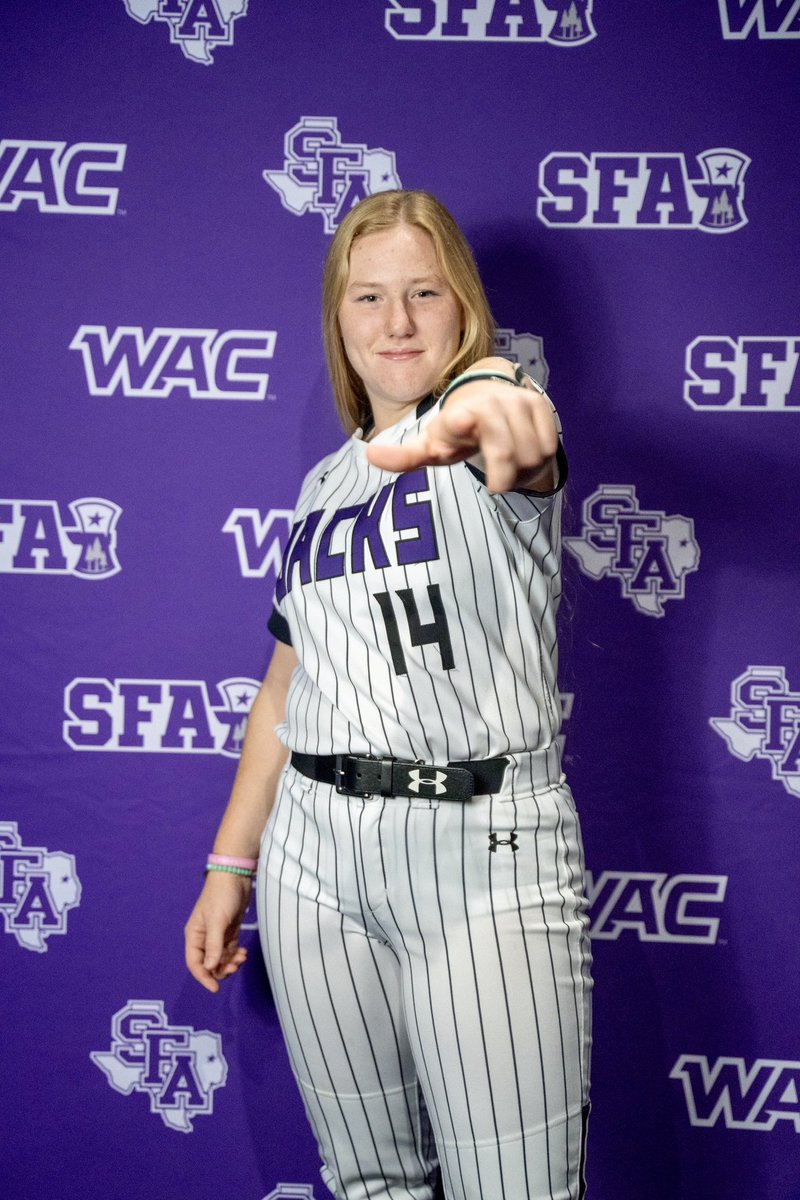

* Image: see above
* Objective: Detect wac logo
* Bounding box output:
[0,499,121,578]
[0,822,81,953]
[263,117,402,234]
[684,336,800,411]
[92,1001,227,1132]
[223,508,292,578]
[538,148,749,232]
[71,326,276,400]
[385,0,596,44]
[70,326,277,400]
[586,871,727,944]
[564,485,700,617]
[494,328,549,391]
[123,0,248,64]
[0,140,125,214]
[671,1056,800,1132]
[64,677,260,757]
[711,666,800,797]
[719,0,800,38]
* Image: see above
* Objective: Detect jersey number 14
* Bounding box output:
[374,584,455,676]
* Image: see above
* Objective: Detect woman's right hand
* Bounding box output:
[184,870,254,993]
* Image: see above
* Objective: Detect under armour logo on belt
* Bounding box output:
[407,769,448,795]
[489,832,519,853]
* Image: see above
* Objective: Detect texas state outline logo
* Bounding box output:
[538,148,749,232]
[385,0,596,44]
[711,666,800,797]
[91,1000,227,1131]
[0,822,81,952]
[493,328,549,391]
[123,0,248,64]
[263,117,402,234]
[0,499,121,578]
[563,484,700,616]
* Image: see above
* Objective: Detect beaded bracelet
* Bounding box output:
[208,852,257,870]
[205,863,255,877]
[440,368,521,406]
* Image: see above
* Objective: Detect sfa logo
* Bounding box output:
[493,328,549,391]
[385,0,596,44]
[0,822,81,953]
[64,677,260,757]
[263,117,401,234]
[123,0,248,64]
[0,140,125,215]
[586,871,727,943]
[92,1000,227,1132]
[671,1055,800,1132]
[684,336,800,411]
[564,485,700,617]
[711,667,800,798]
[538,148,749,232]
[0,499,121,578]
[718,0,800,38]
[70,326,276,400]
[224,508,292,578]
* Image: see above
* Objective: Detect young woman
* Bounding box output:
[185,190,591,1200]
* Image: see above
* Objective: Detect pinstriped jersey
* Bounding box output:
[268,394,567,763]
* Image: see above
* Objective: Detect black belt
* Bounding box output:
[290,752,509,801]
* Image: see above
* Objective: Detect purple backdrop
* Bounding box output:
[3,3,800,1198]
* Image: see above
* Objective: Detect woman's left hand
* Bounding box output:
[366,358,559,493]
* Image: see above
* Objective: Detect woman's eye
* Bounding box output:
[357,294,379,303]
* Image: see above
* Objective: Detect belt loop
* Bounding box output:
[379,757,395,796]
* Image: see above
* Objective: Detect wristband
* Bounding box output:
[440,369,521,406]
[208,853,258,870]
[205,863,255,878]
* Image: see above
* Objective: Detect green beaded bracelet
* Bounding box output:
[205,863,255,877]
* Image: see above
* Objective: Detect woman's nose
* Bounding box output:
[385,298,414,337]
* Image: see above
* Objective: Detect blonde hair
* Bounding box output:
[322,190,495,433]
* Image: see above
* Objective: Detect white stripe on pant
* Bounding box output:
[257,758,592,1200]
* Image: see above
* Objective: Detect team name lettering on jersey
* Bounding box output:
[91,1001,227,1132]
[684,336,800,410]
[0,140,125,214]
[671,1056,800,1131]
[71,326,277,400]
[275,469,437,603]
[537,149,749,232]
[586,871,727,943]
[384,0,596,44]
[718,0,800,39]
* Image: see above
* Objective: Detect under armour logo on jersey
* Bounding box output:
[489,832,519,853]
[123,0,248,65]
[408,769,448,794]
[263,117,402,234]
[564,484,700,617]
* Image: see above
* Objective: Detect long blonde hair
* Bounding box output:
[322,190,495,433]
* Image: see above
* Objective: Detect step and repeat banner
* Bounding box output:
[3,3,799,1199]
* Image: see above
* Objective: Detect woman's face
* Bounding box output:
[337,223,462,431]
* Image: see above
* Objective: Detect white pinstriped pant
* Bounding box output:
[257,756,592,1200]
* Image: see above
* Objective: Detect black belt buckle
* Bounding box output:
[334,754,383,797]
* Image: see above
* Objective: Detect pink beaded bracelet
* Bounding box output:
[208,853,258,870]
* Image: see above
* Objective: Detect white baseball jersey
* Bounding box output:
[268,393,568,768]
